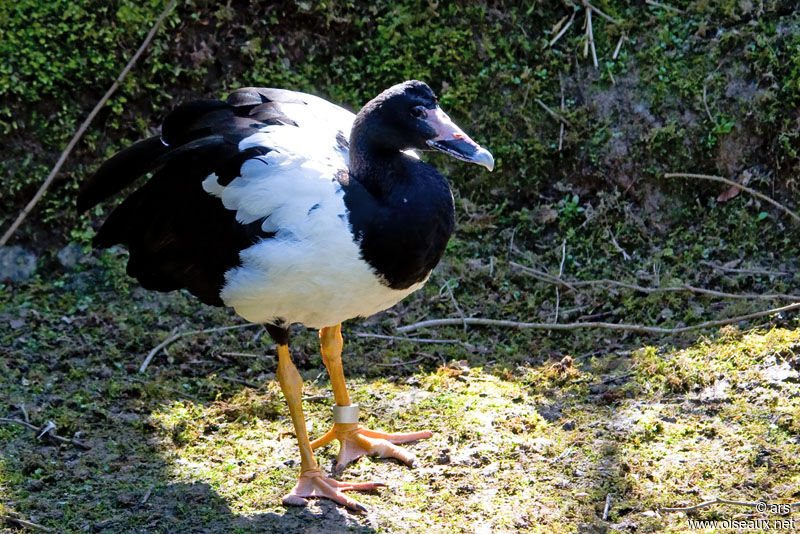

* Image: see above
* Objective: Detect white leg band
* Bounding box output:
[332,404,360,424]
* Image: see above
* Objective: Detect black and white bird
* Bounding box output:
[79,80,493,512]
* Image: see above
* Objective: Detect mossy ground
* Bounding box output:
[3,0,800,533]
[3,256,800,533]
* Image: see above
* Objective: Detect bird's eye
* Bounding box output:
[410,105,426,119]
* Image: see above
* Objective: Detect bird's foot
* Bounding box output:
[282,468,383,513]
[311,423,432,475]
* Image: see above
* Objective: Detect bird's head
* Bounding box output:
[354,80,494,171]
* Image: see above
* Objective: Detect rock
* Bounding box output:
[57,243,85,268]
[562,420,576,431]
[537,403,564,422]
[0,245,37,282]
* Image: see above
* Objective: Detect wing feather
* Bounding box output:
[82,87,355,305]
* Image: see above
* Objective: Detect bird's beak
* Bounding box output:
[424,107,494,171]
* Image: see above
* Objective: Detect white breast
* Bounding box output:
[201,97,427,329]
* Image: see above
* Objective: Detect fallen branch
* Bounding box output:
[0,0,179,249]
[0,418,90,450]
[220,351,273,359]
[698,260,789,277]
[396,301,800,335]
[355,332,470,346]
[0,514,53,533]
[662,497,800,512]
[509,261,578,291]
[664,172,800,223]
[511,263,800,301]
[140,323,261,373]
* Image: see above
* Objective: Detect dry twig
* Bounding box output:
[665,173,800,223]
[396,301,800,335]
[534,98,569,125]
[586,7,599,68]
[141,484,155,505]
[702,83,716,125]
[612,35,624,60]
[554,241,566,325]
[220,351,274,360]
[140,323,261,373]
[698,260,789,277]
[0,418,90,449]
[355,332,470,347]
[603,493,613,521]
[0,514,54,533]
[606,230,632,261]
[17,403,29,424]
[558,76,566,151]
[510,261,579,292]
[0,0,179,249]
[441,278,467,331]
[549,11,576,47]
[512,264,800,301]
[583,1,619,24]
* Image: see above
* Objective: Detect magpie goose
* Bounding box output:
[79,80,493,512]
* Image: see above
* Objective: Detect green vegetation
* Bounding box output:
[3,0,800,532]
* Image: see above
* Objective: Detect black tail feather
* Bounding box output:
[82,91,280,305]
[77,136,169,212]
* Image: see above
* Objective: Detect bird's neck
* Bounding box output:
[348,117,404,199]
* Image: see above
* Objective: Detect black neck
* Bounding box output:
[348,113,405,199]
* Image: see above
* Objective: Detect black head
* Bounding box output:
[353,80,494,170]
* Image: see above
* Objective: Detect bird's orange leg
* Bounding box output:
[311,324,432,474]
[276,344,383,512]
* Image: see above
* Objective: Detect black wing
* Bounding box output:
[78,88,312,305]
